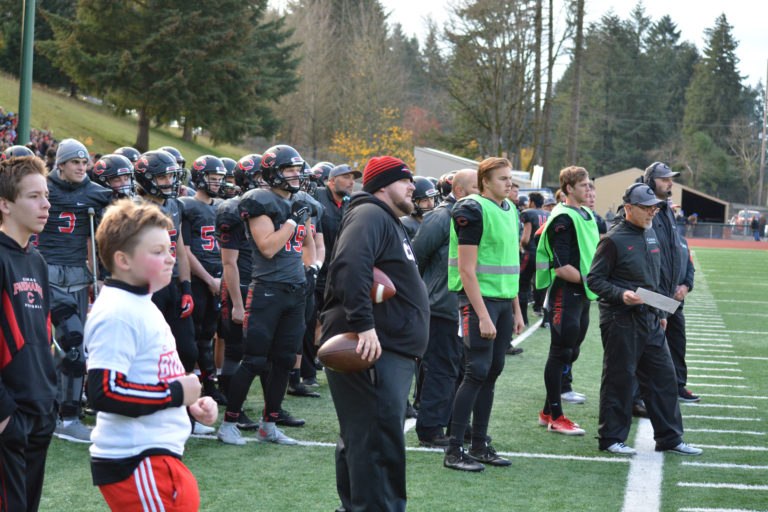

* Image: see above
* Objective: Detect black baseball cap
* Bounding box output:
[625,184,664,206]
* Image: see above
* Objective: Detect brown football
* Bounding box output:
[318,332,378,373]
[371,266,396,303]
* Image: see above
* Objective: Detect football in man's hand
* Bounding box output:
[371,267,396,303]
[318,332,377,373]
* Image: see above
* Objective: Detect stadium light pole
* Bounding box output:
[18,0,36,146]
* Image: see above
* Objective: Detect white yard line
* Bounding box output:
[688,443,768,451]
[510,319,543,347]
[687,375,744,380]
[687,349,736,354]
[621,419,663,512]
[692,355,768,361]
[684,415,761,422]
[686,360,740,365]
[681,403,756,410]
[688,367,741,372]
[681,461,768,470]
[686,383,748,388]
[679,508,768,512]
[684,428,764,436]
[688,344,735,348]
[678,482,768,490]
[697,394,767,400]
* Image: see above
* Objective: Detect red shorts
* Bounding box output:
[98,455,199,512]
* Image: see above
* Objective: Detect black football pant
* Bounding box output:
[518,251,534,325]
[415,316,462,441]
[218,283,247,388]
[326,350,416,512]
[226,281,305,420]
[543,284,590,419]
[0,409,56,512]
[191,276,220,382]
[449,298,514,448]
[597,308,683,450]
[152,279,198,372]
[300,276,318,381]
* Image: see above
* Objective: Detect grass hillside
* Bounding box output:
[0,73,251,159]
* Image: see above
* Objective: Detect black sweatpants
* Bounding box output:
[0,409,56,512]
[326,350,416,512]
[597,308,683,450]
[665,304,688,392]
[415,316,462,441]
[449,298,514,448]
[543,283,590,419]
[152,279,197,372]
[191,276,220,379]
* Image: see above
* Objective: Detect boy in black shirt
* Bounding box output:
[0,156,58,511]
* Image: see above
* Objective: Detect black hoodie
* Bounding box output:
[320,192,429,359]
[0,232,57,419]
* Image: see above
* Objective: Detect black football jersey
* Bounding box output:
[37,171,112,266]
[179,196,222,277]
[400,215,420,242]
[238,188,306,284]
[215,197,252,287]
[134,196,184,279]
[521,208,550,252]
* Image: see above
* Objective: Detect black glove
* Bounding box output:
[289,200,311,226]
[305,264,318,294]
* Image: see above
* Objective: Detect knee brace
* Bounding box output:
[548,344,574,367]
[51,305,84,352]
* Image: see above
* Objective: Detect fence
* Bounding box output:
[682,222,766,240]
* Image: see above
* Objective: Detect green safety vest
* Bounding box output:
[448,194,520,299]
[535,203,600,300]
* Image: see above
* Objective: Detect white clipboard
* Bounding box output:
[636,287,680,315]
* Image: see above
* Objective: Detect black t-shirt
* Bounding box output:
[521,208,549,252]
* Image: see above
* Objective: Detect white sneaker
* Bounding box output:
[54,418,92,443]
[662,442,703,456]
[601,442,636,455]
[193,422,215,435]
[217,421,246,446]
[561,391,586,404]
[257,422,298,445]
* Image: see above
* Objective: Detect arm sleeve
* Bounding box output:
[412,209,448,276]
[0,267,17,421]
[549,216,574,269]
[682,248,694,291]
[87,369,184,418]
[327,206,384,333]
[586,238,625,305]
[452,201,483,245]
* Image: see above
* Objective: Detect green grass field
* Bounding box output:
[39,247,768,511]
[0,73,248,158]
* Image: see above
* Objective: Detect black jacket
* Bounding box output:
[0,232,58,419]
[313,186,348,292]
[320,192,429,359]
[411,196,458,322]
[586,219,662,323]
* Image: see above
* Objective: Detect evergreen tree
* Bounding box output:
[682,14,746,143]
[39,0,297,150]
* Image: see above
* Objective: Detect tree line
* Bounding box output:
[0,0,763,203]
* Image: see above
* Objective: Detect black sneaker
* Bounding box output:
[276,409,306,427]
[506,346,524,356]
[444,449,485,472]
[405,402,418,419]
[419,433,451,448]
[678,389,700,402]
[468,444,512,467]
[287,383,321,398]
[236,410,260,431]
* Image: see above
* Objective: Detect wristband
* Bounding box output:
[181,280,192,296]
[315,260,323,269]
[286,218,298,228]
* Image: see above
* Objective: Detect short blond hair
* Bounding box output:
[559,166,589,196]
[96,199,172,273]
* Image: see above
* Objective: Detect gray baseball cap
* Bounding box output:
[645,162,679,181]
[624,183,664,206]
[543,196,557,206]
[56,138,89,165]
[329,164,361,179]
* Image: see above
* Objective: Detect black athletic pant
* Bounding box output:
[226,281,305,420]
[191,276,220,381]
[543,283,590,419]
[415,316,462,441]
[665,304,688,392]
[597,308,683,450]
[0,409,56,512]
[449,298,514,449]
[300,277,318,381]
[518,251,535,325]
[152,279,198,372]
[327,350,416,512]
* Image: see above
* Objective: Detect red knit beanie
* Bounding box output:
[362,156,413,193]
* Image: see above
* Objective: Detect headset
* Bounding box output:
[622,182,647,205]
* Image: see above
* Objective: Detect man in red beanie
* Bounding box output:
[320,156,430,512]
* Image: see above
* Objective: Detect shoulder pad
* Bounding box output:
[239,188,283,220]
[295,191,324,217]
[216,198,243,231]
